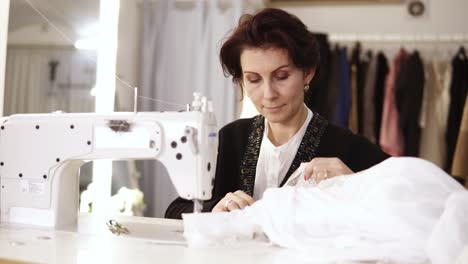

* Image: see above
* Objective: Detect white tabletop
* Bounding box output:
[2,214,467,264]
[0,214,279,264]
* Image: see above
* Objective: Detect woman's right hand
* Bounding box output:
[212,190,256,212]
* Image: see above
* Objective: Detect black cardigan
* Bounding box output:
[165,113,389,219]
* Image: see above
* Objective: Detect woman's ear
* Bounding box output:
[304,67,316,84]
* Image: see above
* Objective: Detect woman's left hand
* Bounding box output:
[303,157,353,183]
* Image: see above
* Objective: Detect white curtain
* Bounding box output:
[4,48,44,114]
[138,0,248,217]
[4,46,97,191]
[4,47,96,115]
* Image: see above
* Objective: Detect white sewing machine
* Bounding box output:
[0,94,218,228]
[0,89,284,264]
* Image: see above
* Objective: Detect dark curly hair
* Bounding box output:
[219,8,320,87]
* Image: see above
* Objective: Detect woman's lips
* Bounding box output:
[264,105,284,113]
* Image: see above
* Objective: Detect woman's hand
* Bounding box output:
[303,157,353,183]
[212,190,256,212]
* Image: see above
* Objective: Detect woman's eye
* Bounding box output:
[248,78,260,83]
[276,75,289,81]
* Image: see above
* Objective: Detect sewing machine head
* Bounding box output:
[0,94,217,228]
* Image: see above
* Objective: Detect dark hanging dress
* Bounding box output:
[446,53,468,171]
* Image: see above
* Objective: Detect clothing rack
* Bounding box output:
[329,33,468,43]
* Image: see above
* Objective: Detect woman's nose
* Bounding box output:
[263,81,278,99]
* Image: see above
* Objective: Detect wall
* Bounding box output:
[0,0,11,116]
[277,0,468,35]
[7,24,72,46]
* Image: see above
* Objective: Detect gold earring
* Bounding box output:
[304,85,310,91]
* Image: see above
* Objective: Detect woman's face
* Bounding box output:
[240,47,314,125]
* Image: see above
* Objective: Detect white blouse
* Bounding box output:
[253,107,313,200]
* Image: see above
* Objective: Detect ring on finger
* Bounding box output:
[224,199,233,209]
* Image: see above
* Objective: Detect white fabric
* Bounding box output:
[254,107,312,200]
[426,191,468,264]
[456,245,468,264]
[183,157,468,264]
[138,0,246,217]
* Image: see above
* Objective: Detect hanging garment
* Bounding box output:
[348,43,363,134]
[380,49,408,156]
[305,33,331,117]
[321,46,342,121]
[419,61,451,168]
[333,47,351,128]
[445,49,468,171]
[373,52,390,145]
[395,51,425,156]
[362,54,378,143]
[451,96,468,186]
[358,51,372,135]
[349,58,359,133]
[183,158,468,264]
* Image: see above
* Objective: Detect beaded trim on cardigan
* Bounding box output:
[239,112,329,196]
[239,115,264,196]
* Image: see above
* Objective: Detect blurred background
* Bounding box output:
[0,0,467,218]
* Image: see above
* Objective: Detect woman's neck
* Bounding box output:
[267,106,308,146]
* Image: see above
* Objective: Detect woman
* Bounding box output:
[165,8,389,219]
